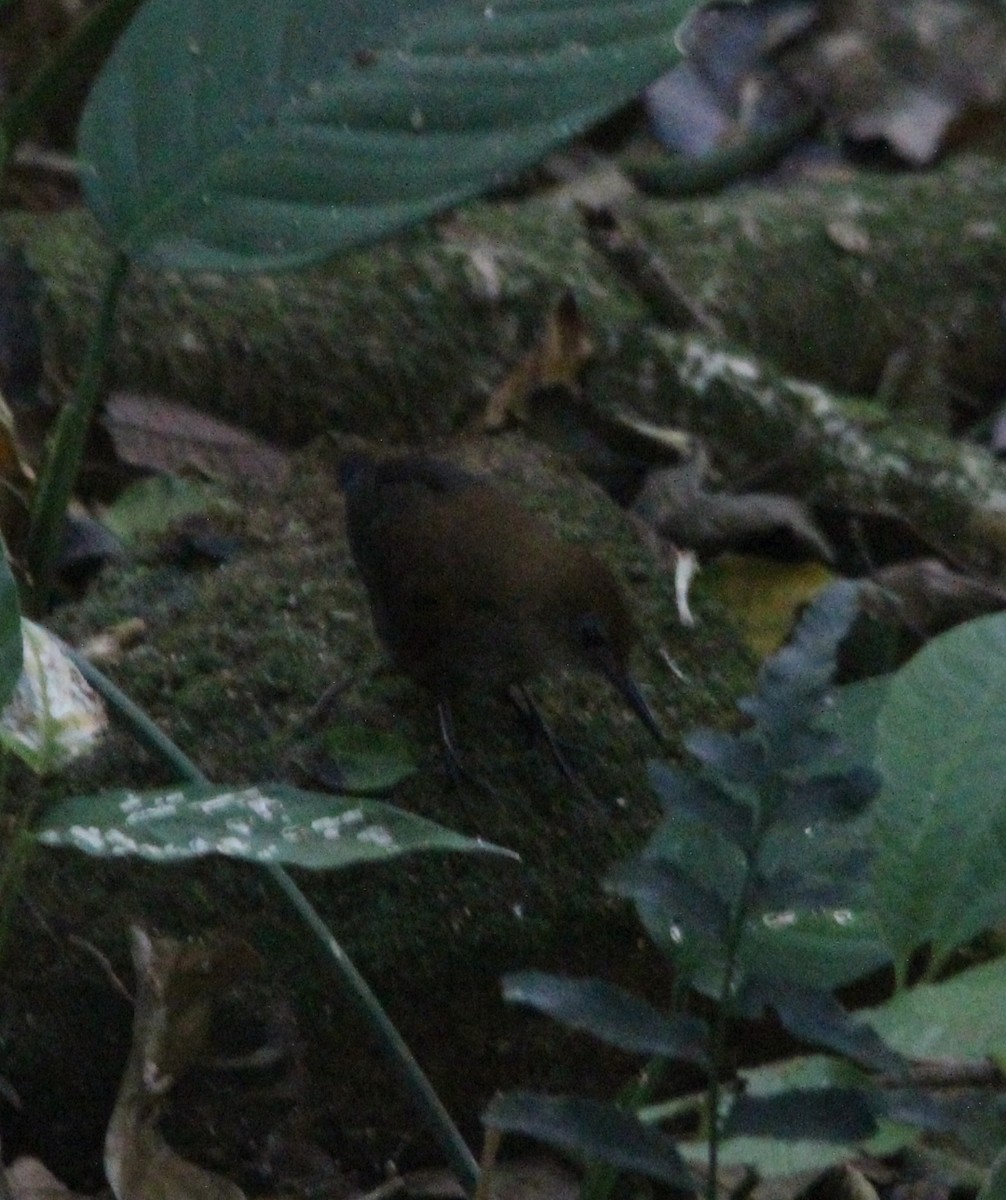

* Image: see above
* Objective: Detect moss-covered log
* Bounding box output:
[7,155,1006,567]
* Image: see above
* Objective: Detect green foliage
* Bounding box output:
[35,781,509,867]
[35,652,501,1194]
[319,725,417,794]
[100,473,229,546]
[486,583,902,1197]
[30,0,691,603]
[491,598,1006,1193]
[0,546,22,709]
[488,1092,695,1189]
[868,956,1006,1062]
[867,613,1006,983]
[713,954,1006,1177]
[78,0,689,271]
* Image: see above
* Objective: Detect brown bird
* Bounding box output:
[340,452,662,772]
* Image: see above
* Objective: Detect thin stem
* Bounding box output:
[27,252,130,612]
[68,651,480,1195]
[706,841,762,1200]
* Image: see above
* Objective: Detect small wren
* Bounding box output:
[340,452,662,767]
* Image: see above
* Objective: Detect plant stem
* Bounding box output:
[26,252,130,613]
[706,841,761,1200]
[68,650,481,1195]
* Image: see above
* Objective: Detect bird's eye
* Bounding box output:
[576,614,609,650]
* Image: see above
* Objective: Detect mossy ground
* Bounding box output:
[1,432,753,1189]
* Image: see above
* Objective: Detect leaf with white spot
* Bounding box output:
[0,620,107,775]
[36,783,515,867]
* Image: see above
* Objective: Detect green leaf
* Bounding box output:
[0,545,22,708]
[737,907,890,994]
[740,977,903,1073]
[778,766,880,825]
[647,760,753,851]
[78,0,689,271]
[825,675,891,764]
[101,473,228,545]
[484,1092,696,1191]
[320,724,416,793]
[631,818,887,995]
[503,971,709,1066]
[35,782,513,867]
[675,1055,897,1177]
[683,729,767,788]
[865,956,1006,1062]
[723,1087,876,1143]
[0,0,147,157]
[741,580,861,736]
[871,613,1006,980]
[607,857,730,942]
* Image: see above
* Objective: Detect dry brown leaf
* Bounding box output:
[103,393,290,491]
[77,617,146,664]
[780,0,1006,164]
[658,0,1006,168]
[481,293,593,431]
[704,555,837,658]
[634,453,834,562]
[6,1156,85,1200]
[861,558,1006,637]
[105,926,261,1200]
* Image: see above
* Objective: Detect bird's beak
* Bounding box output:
[600,659,665,743]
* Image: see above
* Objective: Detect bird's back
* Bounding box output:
[342,455,592,695]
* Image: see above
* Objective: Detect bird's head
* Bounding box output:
[547,550,664,742]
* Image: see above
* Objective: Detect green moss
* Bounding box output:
[5,433,752,1167]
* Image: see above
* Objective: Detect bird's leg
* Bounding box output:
[436,700,499,799]
[509,685,579,785]
[436,700,465,781]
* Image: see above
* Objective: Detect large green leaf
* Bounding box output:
[36,782,513,867]
[867,955,1006,1062]
[871,613,1006,981]
[78,0,690,270]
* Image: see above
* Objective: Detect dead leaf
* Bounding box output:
[481,293,593,431]
[704,555,837,658]
[653,0,1006,168]
[104,926,261,1200]
[77,617,146,663]
[6,1156,85,1199]
[633,452,834,562]
[103,393,290,491]
[780,0,1006,164]
[861,558,1006,637]
[0,620,108,775]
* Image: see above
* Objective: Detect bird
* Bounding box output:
[339,451,662,774]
